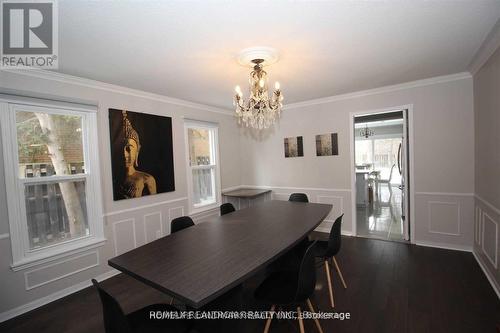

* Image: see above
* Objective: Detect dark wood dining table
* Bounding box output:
[108,200,332,309]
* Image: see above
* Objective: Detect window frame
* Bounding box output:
[184,119,221,215]
[0,98,105,271]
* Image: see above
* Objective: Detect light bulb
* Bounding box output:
[259,79,265,88]
[275,82,280,90]
[235,85,243,97]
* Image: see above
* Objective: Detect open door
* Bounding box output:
[400,109,410,241]
[352,108,411,242]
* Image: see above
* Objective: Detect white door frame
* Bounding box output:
[349,104,416,243]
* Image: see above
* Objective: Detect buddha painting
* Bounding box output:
[119,111,157,198]
[109,109,175,201]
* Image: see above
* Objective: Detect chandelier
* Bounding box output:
[233,51,283,129]
[359,124,374,138]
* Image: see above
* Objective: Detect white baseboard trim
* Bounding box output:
[473,249,500,299]
[0,269,120,323]
[414,240,472,252]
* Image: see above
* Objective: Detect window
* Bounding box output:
[184,120,221,213]
[0,100,104,270]
[355,136,402,184]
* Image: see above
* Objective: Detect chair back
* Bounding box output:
[294,241,318,302]
[326,214,344,257]
[91,279,133,333]
[289,193,309,203]
[171,216,195,234]
[220,203,236,216]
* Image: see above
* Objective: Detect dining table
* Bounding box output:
[108,200,333,309]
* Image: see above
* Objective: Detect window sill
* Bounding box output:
[11,237,107,272]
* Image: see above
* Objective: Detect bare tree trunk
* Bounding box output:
[35,113,85,236]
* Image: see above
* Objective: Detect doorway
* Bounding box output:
[351,109,411,242]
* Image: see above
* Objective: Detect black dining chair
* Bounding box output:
[171,216,195,234]
[91,279,193,333]
[220,203,236,216]
[288,193,309,202]
[313,214,347,308]
[169,216,195,305]
[255,241,324,333]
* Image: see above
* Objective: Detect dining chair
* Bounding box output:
[255,241,324,333]
[91,279,193,333]
[377,164,396,196]
[169,216,195,305]
[288,193,309,202]
[171,216,195,234]
[313,214,347,308]
[220,203,236,215]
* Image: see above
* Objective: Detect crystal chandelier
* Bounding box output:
[359,124,374,138]
[233,58,283,129]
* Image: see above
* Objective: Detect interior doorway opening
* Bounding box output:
[352,110,410,242]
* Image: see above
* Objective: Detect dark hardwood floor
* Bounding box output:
[1,235,498,333]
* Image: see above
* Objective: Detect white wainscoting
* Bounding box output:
[143,212,162,243]
[475,206,482,245]
[112,219,136,256]
[237,185,352,235]
[414,192,474,250]
[191,207,220,224]
[24,251,100,290]
[474,195,500,297]
[428,201,461,236]
[0,269,120,323]
[168,206,185,234]
[105,197,189,257]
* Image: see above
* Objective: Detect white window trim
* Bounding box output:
[0,98,105,271]
[184,119,222,215]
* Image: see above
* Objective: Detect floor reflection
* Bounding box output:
[356,184,405,241]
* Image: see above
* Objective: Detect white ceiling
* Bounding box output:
[56,1,500,109]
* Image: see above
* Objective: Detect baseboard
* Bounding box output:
[0,269,120,323]
[473,249,500,299]
[414,240,472,252]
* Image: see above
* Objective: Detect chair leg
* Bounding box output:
[332,256,348,289]
[297,306,305,333]
[324,260,335,308]
[263,304,275,333]
[306,299,324,333]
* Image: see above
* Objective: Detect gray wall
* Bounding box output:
[473,45,500,292]
[239,76,475,246]
[0,70,241,317]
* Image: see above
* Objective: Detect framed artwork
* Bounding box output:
[108,109,175,200]
[284,136,304,158]
[316,133,338,156]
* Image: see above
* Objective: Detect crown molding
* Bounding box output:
[283,72,472,110]
[1,68,234,116]
[468,18,500,75]
[2,68,473,114]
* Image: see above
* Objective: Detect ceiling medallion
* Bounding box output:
[233,47,283,130]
